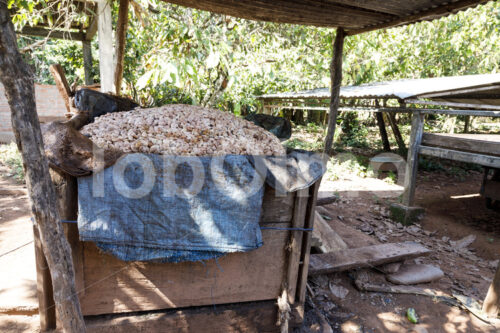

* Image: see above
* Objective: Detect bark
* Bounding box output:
[324,28,345,155]
[0,3,86,332]
[115,0,130,95]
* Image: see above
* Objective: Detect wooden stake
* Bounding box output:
[0,3,85,332]
[324,27,345,155]
[114,0,130,95]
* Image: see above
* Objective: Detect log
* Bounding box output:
[308,242,431,276]
[324,27,345,154]
[0,4,85,332]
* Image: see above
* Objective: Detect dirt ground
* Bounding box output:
[0,168,499,332]
[297,169,500,333]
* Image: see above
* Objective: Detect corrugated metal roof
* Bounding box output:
[258,73,500,100]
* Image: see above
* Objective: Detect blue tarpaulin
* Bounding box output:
[77,150,324,262]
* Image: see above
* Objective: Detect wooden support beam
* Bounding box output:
[419,146,500,169]
[0,3,85,331]
[387,102,406,152]
[97,0,115,93]
[114,0,130,95]
[17,26,85,41]
[402,111,424,207]
[82,40,94,85]
[375,100,391,151]
[49,64,72,114]
[324,27,345,155]
[482,262,500,318]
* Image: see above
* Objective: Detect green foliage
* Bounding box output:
[0,143,24,182]
[13,1,500,110]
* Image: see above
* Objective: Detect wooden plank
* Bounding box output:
[324,27,345,154]
[78,223,290,316]
[296,180,320,305]
[286,188,309,304]
[33,226,56,331]
[261,186,295,223]
[312,211,348,253]
[114,0,130,95]
[97,0,115,93]
[422,133,500,157]
[308,242,431,276]
[17,26,85,40]
[402,111,424,206]
[419,146,500,169]
[482,262,500,318]
[49,64,72,114]
[83,300,278,333]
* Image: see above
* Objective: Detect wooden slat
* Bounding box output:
[78,223,290,316]
[286,188,309,304]
[83,300,278,333]
[296,180,320,305]
[419,146,500,169]
[308,242,431,276]
[422,133,500,157]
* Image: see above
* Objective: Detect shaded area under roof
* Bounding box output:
[163,0,490,34]
[258,73,500,106]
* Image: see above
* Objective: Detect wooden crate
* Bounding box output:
[35,170,319,331]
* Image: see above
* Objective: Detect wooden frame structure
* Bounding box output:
[36,170,320,331]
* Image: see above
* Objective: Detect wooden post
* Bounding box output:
[82,40,94,85]
[375,100,391,151]
[0,3,85,332]
[97,0,115,93]
[482,262,500,318]
[463,115,471,133]
[402,111,424,206]
[387,101,406,152]
[324,28,345,155]
[114,0,129,95]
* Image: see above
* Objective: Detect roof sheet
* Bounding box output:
[258,73,500,100]
[163,0,490,34]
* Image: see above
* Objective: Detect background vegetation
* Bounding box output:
[14,1,500,111]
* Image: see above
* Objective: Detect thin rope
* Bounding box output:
[0,240,34,258]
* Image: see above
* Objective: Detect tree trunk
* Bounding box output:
[324,28,345,155]
[115,0,130,95]
[0,4,86,332]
